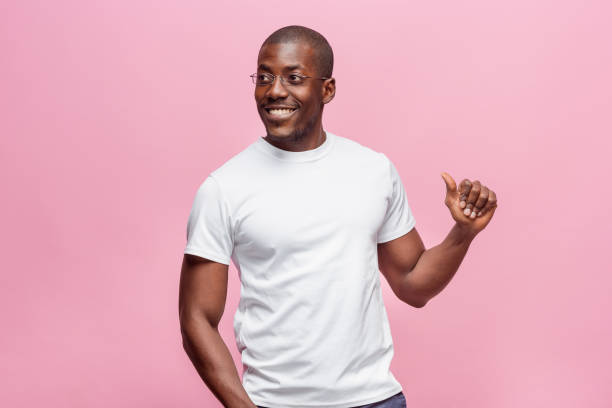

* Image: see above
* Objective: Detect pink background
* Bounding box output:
[2,1,611,407]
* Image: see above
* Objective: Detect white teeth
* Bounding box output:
[268,108,295,115]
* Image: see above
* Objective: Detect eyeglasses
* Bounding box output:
[250,72,330,86]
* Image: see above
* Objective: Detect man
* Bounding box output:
[179,25,497,408]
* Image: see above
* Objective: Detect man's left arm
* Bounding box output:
[377,173,498,308]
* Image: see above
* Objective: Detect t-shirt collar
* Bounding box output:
[255,131,335,163]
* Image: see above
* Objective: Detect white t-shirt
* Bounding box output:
[184,131,416,408]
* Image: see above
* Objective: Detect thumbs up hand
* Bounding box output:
[441,172,498,236]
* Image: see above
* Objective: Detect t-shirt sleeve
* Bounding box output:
[376,154,417,243]
[184,175,234,265]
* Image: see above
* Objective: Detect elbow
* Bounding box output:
[397,287,429,308]
[180,326,194,359]
[409,295,429,308]
[411,300,427,308]
[181,335,193,357]
[179,313,213,349]
[179,320,195,352]
[410,302,427,309]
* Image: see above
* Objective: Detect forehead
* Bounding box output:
[257,41,317,72]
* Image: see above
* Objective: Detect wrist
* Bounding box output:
[450,222,477,245]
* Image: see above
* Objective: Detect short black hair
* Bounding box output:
[260,25,334,78]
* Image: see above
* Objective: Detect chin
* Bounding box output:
[265,126,296,138]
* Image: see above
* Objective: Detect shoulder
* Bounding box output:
[331,132,389,167]
[331,133,392,183]
[214,142,257,174]
[186,140,259,204]
[201,141,260,188]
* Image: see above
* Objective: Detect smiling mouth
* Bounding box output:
[264,107,298,119]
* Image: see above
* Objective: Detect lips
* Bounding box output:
[263,106,298,120]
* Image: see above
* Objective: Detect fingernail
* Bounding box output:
[477,211,482,216]
[460,201,466,208]
[464,208,471,216]
[470,211,476,219]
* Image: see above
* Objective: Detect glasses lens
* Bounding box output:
[253,73,273,85]
[285,74,306,85]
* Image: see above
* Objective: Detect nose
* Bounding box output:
[265,75,289,100]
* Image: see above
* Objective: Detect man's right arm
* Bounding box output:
[179,254,256,408]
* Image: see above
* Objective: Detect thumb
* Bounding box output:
[441,172,457,193]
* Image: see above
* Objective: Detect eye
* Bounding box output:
[287,74,304,84]
[258,73,273,84]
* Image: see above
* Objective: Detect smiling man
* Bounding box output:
[179,25,497,408]
[253,28,333,148]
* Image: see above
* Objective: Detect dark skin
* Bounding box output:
[179,255,252,408]
[179,38,498,408]
[255,41,335,151]
[378,176,497,308]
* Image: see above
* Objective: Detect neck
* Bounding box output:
[264,118,326,152]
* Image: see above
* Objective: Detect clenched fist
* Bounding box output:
[441,172,498,235]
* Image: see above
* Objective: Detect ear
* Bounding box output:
[322,78,336,105]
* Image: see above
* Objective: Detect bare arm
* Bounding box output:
[379,224,474,308]
[178,254,256,408]
[378,173,498,308]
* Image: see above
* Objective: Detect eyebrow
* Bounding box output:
[258,63,305,72]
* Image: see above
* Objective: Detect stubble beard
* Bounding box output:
[290,113,320,142]
[267,112,320,143]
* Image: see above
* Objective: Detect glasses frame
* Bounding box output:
[250,72,330,86]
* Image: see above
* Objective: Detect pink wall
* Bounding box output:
[2,1,611,407]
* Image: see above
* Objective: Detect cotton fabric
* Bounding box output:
[184,131,416,408]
